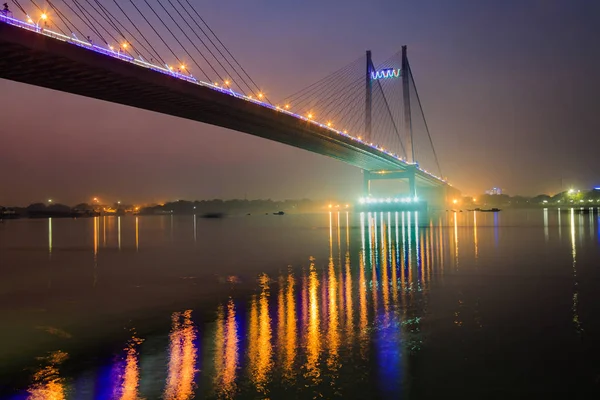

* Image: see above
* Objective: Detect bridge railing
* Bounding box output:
[0,13,449,185]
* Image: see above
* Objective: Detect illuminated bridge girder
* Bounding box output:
[0,22,449,190]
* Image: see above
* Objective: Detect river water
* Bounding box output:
[0,210,599,399]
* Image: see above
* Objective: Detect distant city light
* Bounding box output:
[568,189,575,194]
[48,199,52,203]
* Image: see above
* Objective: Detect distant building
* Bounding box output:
[485,187,502,195]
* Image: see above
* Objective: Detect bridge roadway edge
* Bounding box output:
[0,22,456,203]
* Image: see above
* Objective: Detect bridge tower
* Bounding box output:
[365,50,373,142]
[402,45,415,163]
[362,47,417,200]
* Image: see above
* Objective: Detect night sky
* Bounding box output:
[1,0,599,205]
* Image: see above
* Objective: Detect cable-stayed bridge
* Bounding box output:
[0,1,460,207]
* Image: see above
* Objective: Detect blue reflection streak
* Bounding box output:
[493,212,499,247]
[376,318,403,395]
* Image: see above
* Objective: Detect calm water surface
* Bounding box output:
[1,210,600,399]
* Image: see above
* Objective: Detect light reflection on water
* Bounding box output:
[2,209,599,398]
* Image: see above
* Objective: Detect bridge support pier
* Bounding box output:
[362,167,417,198]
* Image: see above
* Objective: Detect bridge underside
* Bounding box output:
[0,22,449,191]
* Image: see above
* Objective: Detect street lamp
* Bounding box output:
[36,13,47,29]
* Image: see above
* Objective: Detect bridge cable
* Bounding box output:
[126,0,191,77]
[317,76,364,124]
[56,0,107,43]
[10,0,27,15]
[320,76,363,123]
[149,0,223,86]
[281,56,363,104]
[168,0,256,97]
[408,63,442,177]
[287,68,361,114]
[73,0,135,51]
[281,59,363,113]
[84,0,154,61]
[182,0,265,97]
[373,76,406,158]
[70,0,107,42]
[66,0,108,43]
[109,0,167,66]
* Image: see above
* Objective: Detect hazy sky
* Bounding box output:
[1,0,599,205]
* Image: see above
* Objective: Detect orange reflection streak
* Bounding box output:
[400,213,407,308]
[118,216,122,250]
[301,268,308,333]
[453,212,459,270]
[48,218,52,255]
[277,275,285,359]
[135,217,139,251]
[214,305,225,382]
[371,216,378,315]
[344,249,354,341]
[93,216,98,255]
[283,272,297,382]
[327,257,340,372]
[164,310,197,400]
[304,261,321,384]
[214,298,239,399]
[93,216,98,287]
[438,218,444,272]
[119,336,143,400]
[391,233,398,307]
[381,220,390,315]
[358,250,368,359]
[247,296,258,385]
[26,350,68,400]
[250,274,272,394]
[473,212,479,259]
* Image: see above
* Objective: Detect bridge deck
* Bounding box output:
[0,19,447,187]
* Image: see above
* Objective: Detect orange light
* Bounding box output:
[40,13,47,20]
[180,64,186,70]
[328,204,332,209]
[307,113,313,119]
[285,104,290,109]
[452,199,458,204]
[122,43,128,49]
[224,80,230,85]
[327,122,332,127]
[258,93,264,98]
